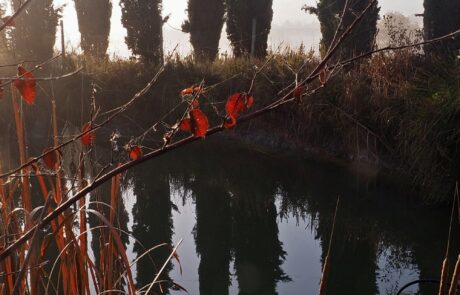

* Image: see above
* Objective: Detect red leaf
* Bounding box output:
[180,109,209,137]
[223,115,237,129]
[246,95,254,108]
[224,92,254,128]
[179,118,191,132]
[293,85,306,98]
[81,123,96,146]
[2,16,15,27]
[226,93,245,118]
[129,146,143,161]
[42,147,58,169]
[192,99,199,109]
[180,87,194,96]
[193,86,205,94]
[189,109,209,138]
[13,66,36,105]
[319,68,328,85]
[181,86,205,96]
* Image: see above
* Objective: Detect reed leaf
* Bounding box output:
[448,254,460,295]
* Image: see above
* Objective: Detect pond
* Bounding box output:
[87,138,458,295]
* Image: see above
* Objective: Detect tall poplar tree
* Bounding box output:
[11,0,60,61]
[120,0,163,65]
[226,0,273,58]
[74,0,112,58]
[182,0,225,61]
[423,0,460,54]
[304,0,379,58]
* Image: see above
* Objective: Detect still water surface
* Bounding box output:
[105,140,458,295]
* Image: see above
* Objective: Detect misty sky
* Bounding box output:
[50,0,424,57]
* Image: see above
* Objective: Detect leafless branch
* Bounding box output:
[0,67,83,87]
[0,53,169,179]
[0,0,34,32]
[0,54,63,88]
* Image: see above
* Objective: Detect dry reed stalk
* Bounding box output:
[35,169,73,295]
[141,240,183,294]
[4,177,21,292]
[77,154,90,294]
[439,183,459,295]
[10,84,31,295]
[0,164,9,209]
[78,154,87,255]
[52,97,85,295]
[318,255,330,295]
[51,100,62,204]
[448,254,460,295]
[318,197,340,295]
[10,86,31,211]
[63,224,81,294]
[3,255,14,293]
[12,193,53,295]
[0,164,15,293]
[86,208,137,294]
[439,258,450,295]
[106,171,121,290]
[51,98,71,295]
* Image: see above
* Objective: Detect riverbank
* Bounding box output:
[0,49,458,202]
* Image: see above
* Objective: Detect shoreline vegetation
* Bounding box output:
[1,46,457,203]
[0,1,458,294]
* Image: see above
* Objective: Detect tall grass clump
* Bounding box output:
[0,70,183,293]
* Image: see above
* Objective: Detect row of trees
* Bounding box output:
[182,0,273,61]
[303,0,379,58]
[1,0,459,65]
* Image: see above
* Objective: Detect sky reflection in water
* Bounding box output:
[114,140,457,295]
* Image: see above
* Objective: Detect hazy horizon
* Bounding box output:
[45,0,423,57]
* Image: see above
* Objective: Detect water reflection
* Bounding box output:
[123,139,459,295]
[192,173,232,295]
[129,160,174,293]
[227,154,289,295]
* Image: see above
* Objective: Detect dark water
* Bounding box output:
[93,139,458,295]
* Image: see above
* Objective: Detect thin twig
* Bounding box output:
[318,196,340,295]
[0,0,34,32]
[328,0,351,53]
[141,239,183,295]
[0,54,63,88]
[0,61,166,179]
[438,182,458,295]
[0,67,83,84]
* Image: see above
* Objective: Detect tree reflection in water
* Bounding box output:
[192,175,232,295]
[130,160,174,293]
[122,139,459,295]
